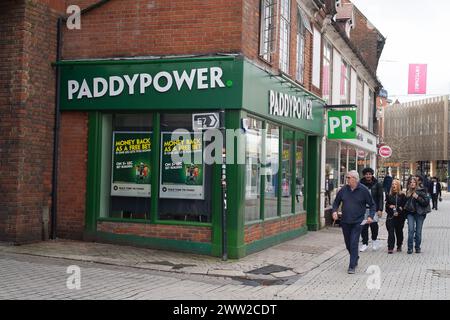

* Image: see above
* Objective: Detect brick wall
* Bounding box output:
[348,6,383,74]
[62,0,243,59]
[241,0,315,92]
[57,112,88,240]
[244,214,306,244]
[0,0,61,243]
[98,222,211,243]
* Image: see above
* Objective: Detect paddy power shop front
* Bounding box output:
[58,56,324,259]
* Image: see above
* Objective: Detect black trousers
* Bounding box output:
[361,222,379,245]
[341,222,362,269]
[431,194,439,209]
[386,216,405,250]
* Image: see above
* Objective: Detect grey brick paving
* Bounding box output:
[1,193,450,299]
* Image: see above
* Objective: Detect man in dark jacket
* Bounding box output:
[332,170,376,274]
[359,167,384,252]
[428,177,442,210]
[383,174,393,196]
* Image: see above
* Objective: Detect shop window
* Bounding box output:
[295,137,305,213]
[325,140,339,208]
[245,118,263,222]
[281,130,294,214]
[158,113,212,222]
[99,113,153,220]
[264,123,279,218]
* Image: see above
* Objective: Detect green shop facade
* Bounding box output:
[59,56,324,259]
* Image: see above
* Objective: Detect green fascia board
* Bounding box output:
[95,231,212,256]
[60,56,324,135]
[59,56,244,111]
[241,60,325,135]
[244,226,308,256]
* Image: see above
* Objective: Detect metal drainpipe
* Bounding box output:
[50,17,62,239]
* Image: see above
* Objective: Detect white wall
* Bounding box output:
[332,49,341,105]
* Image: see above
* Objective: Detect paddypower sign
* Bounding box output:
[327,110,357,139]
[59,59,241,110]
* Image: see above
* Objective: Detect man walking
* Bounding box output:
[332,170,376,274]
[359,167,384,252]
[428,177,442,210]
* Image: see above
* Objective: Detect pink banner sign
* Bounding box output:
[408,64,427,94]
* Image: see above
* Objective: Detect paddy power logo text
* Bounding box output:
[67,67,226,100]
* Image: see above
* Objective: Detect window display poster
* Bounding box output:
[111,131,151,197]
[160,132,204,199]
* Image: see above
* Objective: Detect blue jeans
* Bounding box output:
[407,213,426,251]
[341,222,363,269]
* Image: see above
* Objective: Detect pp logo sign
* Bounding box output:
[327,110,357,139]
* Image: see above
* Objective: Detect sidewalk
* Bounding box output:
[0,226,347,285]
[2,192,448,286]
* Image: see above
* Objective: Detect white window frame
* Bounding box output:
[322,40,333,103]
[259,0,276,62]
[340,60,350,104]
[312,27,321,88]
[279,0,291,73]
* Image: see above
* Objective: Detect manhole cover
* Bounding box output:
[247,264,292,275]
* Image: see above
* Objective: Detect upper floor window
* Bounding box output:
[279,0,291,73]
[356,77,363,124]
[296,7,305,83]
[259,0,276,62]
[322,40,332,103]
[340,60,350,104]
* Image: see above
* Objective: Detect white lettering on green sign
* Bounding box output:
[269,90,313,120]
[67,67,225,100]
[327,110,357,139]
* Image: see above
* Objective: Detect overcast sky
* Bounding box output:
[351,0,450,103]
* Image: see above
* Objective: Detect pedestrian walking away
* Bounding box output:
[428,177,442,210]
[385,179,406,253]
[404,177,431,254]
[332,170,376,274]
[359,167,384,252]
[383,173,393,196]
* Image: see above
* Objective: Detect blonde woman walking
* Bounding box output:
[385,179,406,253]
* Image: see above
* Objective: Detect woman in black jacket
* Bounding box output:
[385,179,406,253]
[404,177,429,254]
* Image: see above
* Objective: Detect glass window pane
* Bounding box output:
[264,123,279,218]
[103,113,153,220]
[281,130,294,214]
[325,140,338,208]
[295,137,305,213]
[158,113,211,222]
[245,118,263,222]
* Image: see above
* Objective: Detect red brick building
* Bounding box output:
[0,0,378,258]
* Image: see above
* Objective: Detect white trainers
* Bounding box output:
[372,240,379,251]
[360,244,368,252]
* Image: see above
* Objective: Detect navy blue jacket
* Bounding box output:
[332,183,376,224]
